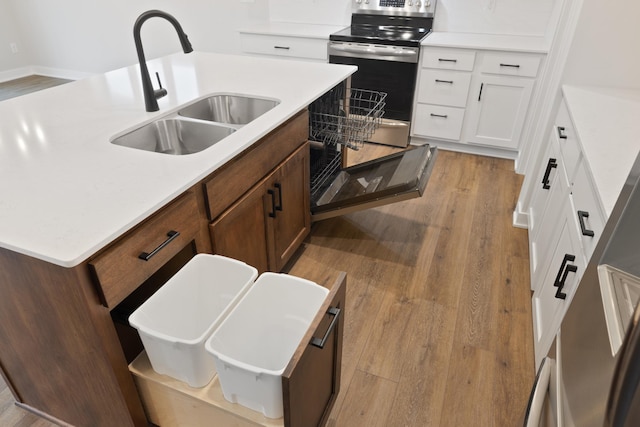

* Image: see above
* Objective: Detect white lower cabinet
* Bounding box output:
[529,96,607,369]
[532,197,585,367]
[413,44,543,156]
[464,74,534,149]
[529,138,570,292]
[239,33,328,62]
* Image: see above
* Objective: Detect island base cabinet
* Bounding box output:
[129,273,346,427]
[210,143,310,273]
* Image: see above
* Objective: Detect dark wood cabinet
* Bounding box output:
[211,143,310,273]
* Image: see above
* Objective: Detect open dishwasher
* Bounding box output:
[308,81,438,221]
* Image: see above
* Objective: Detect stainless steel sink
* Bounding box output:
[178,94,279,125]
[111,118,235,155]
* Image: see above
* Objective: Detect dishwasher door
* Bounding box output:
[310,144,437,221]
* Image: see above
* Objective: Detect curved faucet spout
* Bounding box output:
[133,10,193,112]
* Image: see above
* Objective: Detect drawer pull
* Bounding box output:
[554,254,577,300]
[438,58,457,63]
[274,182,283,212]
[311,307,341,349]
[541,158,558,189]
[435,79,454,84]
[499,63,520,68]
[478,83,484,101]
[268,189,277,218]
[138,230,180,261]
[577,210,595,237]
[430,113,448,119]
[274,45,290,50]
[557,126,568,139]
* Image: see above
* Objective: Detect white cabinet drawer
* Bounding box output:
[240,33,327,61]
[479,52,541,77]
[421,47,476,71]
[571,160,605,259]
[413,103,465,140]
[554,100,581,181]
[417,69,471,107]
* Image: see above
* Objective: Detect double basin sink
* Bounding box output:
[111,95,280,155]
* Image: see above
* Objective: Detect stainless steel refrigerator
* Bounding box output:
[525,151,640,426]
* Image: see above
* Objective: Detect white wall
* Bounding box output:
[0,0,32,78]
[433,0,557,37]
[561,0,640,89]
[7,0,270,75]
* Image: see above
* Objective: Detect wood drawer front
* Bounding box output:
[204,110,309,220]
[417,69,472,107]
[241,33,328,61]
[89,191,200,308]
[128,272,346,427]
[554,100,581,181]
[421,48,476,71]
[413,103,465,140]
[571,161,605,260]
[479,52,541,77]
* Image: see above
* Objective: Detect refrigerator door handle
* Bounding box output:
[523,356,552,427]
[605,304,640,426]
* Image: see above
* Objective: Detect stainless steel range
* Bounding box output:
[329,0,437,147]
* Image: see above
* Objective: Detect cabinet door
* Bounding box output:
[283,272,346,427]
[528,140,570,292]
[210,182,270,274]
[532,200,585,367]
[465,75,534,149]
[265,144,311,272]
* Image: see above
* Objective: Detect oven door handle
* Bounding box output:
[328,43,419,63]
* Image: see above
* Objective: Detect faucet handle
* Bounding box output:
[154,72,168,99]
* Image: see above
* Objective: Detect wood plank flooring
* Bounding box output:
[0,74,534,426]
[286,145,534,426]
[0,75,71,101]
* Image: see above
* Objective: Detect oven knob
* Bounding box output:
[425,0,431,6]
[416,0,422,6]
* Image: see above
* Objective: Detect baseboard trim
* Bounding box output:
[0,65,93,83]
[512,201,529,229]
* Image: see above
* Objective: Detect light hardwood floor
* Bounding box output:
[286,146,534,426]
[0,76,534,426]
[0,75,71,101]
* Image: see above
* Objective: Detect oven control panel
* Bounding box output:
[354,0,436,17]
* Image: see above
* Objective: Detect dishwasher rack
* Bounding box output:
[309,84,386,203]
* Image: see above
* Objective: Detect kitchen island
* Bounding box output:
[0,52,355,426]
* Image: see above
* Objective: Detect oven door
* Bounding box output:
[329,42,420,147]
[311,144,437,221]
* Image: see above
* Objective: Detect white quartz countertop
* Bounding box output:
[562,85,640,217]
[422,32,550,54]
[238,22,347,39]
[0,52,355,267]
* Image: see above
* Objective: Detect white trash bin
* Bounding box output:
[129,254,257,388]
[205,272,329,418]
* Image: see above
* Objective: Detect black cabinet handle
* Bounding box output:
[138,230,180,261]
[274,45,290,50]
[430,113,448,118]
[577,210,595,237]
[554,254,577,300]
[268,189,277,218]
[541,158,558,189]
[557,126,568,139]
[435,79,454,84]
[274,183,283,212]
[499,63,521,68]
[478,83,484,101]
[311,307,341,349]
[438,58,457,63]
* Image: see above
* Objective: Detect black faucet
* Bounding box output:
[133,10,193,112]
